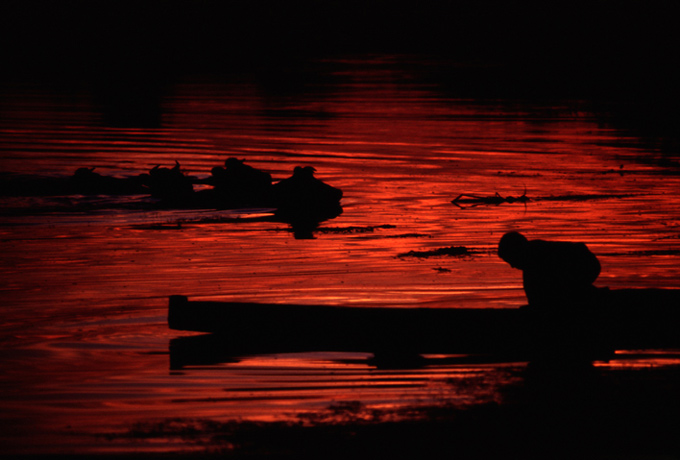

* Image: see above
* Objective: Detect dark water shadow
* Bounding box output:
[162,337,680,459]
[169,333,529,371]
[274,205,344,240]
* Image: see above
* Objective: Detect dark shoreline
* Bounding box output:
[5,363,680,460]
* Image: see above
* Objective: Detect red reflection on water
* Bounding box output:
[1,60,680,455]
[596,350,680,369]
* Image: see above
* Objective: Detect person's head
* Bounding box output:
[498,231,528,269]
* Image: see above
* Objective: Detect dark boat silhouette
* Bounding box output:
[168,288,680,368]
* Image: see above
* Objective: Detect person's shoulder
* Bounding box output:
[524,239,554,261]
[527,238,552,250]
[532,239,585,248]
[571,241,594,254]
[527,238,581,256]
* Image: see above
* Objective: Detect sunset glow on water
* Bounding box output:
[1,55,680,455]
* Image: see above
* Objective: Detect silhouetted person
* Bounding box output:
[498,231,608,363]
[498,231,600,310]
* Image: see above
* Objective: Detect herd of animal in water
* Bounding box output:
[4,158,344,223]
[134,159,343,219]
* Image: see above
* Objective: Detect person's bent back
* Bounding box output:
[498,231,601,309]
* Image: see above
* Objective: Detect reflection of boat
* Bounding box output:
[168,333,528,370]
[168,289,680,366]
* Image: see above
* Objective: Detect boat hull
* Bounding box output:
[168,289,680,367]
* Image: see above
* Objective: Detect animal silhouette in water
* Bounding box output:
[452,189,529,208]
[70,167,146,195]
[60,161,345,232]
[272,166,343,238]
[70,167,111,194]
[272,166,342,211]
[207,157,273,206]
[142,161,194,202]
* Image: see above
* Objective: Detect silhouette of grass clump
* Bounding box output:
[398,246,474,258]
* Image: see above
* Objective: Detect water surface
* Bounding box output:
[1,56,679,455]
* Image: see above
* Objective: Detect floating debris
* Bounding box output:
[133,223,184,230]
[452,190,529,208]
[452,190,637,208]
[385,233,431,239]
[539,193,636,202]
[398,246,475,258]
[316,225,396,234]
[176,212,277,225]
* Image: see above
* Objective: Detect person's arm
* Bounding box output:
[575,243,600,285]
